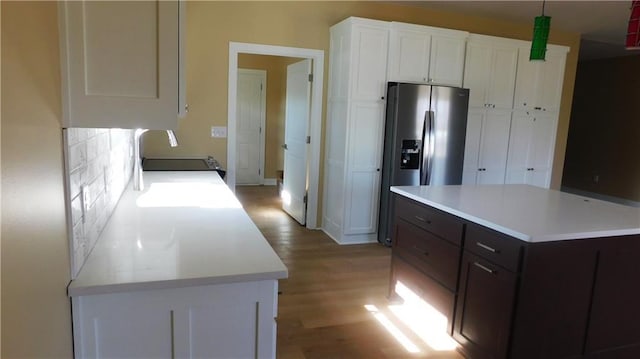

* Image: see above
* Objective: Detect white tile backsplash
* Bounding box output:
[64,128,135,278]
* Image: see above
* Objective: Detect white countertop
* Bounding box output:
[68,171,288,297]
[391,184,640,243]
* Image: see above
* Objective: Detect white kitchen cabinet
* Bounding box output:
[72,280,278,359]
[505,111,558,188]
[513,46,568,113]
[387,22,468,86]
[323,17,388,244]
[463,34,522,109]
[58,0,185,129]
[462,108,512,185]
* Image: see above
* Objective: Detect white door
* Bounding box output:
[236,69,266,185]
[282,59,312,225]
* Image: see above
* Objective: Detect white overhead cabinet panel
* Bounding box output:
[463,35,521,109]
[505,112,558,188]
[323,17,389,244]
[59,1,184,129]
[462,109,512,185]
[514,47,568,113]
[387,22,468,86]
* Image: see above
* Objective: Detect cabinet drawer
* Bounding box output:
[465,223,523,272]
[395,196,463,246]
[391,255,455,334]
[394,218,460,290]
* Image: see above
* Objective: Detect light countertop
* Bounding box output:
[68,171,288,297]
[391,184,640,243]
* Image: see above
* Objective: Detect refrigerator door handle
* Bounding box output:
[420,110,435,185]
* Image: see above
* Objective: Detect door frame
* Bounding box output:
[237,68,267,185]
[228,42,324,229]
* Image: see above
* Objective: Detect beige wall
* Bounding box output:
[1,1,73,357]
[562,55,640,201]
[238,54,302,179]
[143,1,581,224]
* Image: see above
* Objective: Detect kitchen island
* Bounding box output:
[390,184,640,359]
[68,171,287,359]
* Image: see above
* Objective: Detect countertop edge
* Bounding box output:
[390,186,640,242]
[68,269,288,297]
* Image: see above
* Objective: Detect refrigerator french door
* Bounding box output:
[378,82,469,245]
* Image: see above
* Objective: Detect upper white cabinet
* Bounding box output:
[387,22,468,86]
[463,35,521,109]
[514,46,568,113]
[505,111,558,188]
[59,0,185,129]
[323,17,388,244]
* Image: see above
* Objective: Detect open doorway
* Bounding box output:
[228,42,324,229]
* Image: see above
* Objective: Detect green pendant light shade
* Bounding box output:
[530,15,551,60]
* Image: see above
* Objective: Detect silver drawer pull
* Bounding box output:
[476,241,498,253]
[414,215,431,224]
[474,262,496,274]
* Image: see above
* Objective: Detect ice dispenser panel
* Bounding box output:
[400,140,421,169]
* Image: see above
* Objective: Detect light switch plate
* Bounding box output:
[211,126,227,138]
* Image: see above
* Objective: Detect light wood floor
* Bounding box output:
[235,186,464,359]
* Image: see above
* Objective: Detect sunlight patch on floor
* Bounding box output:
[365,281,459,354]
[364,304,421,353]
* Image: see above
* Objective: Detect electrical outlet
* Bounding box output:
[211,126,227,138]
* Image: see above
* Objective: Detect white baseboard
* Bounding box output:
[263,178,276,186]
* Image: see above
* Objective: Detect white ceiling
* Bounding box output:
[394,1,640,60]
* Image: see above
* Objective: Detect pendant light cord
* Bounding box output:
[542,0,546,16]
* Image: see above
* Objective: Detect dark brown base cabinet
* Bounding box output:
[389,195,640,359]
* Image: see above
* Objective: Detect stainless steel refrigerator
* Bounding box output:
[378,82,469,245]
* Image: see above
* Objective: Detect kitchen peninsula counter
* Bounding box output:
[68,171,286,358]
[391,184,640,243]
[69,171,287,296]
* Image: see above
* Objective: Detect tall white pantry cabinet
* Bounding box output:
[323,17,389,244]
[462,35,568,188]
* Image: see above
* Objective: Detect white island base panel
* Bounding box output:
[72,279,278,359]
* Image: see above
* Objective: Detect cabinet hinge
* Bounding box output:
[306,135,311,144]
[303,194,308,204]
[308,74,313,82]
[260,83,263,91]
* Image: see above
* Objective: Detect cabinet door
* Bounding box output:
[477,110,511,185]
[505,112,534,184]
[536,51,566,113]
[462,109,483,184]
[344,101,385,234]
[454,252,517,359]
[463,43,492,108]
[59,0,180,130]
[486,46,518,109]
[527,113,556,188]
[514,48,567,112]
[585,236,640,357]
[351,24,389,101]
[506,112,556,188]
[429,34,466,86]
[387,26,431,82]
